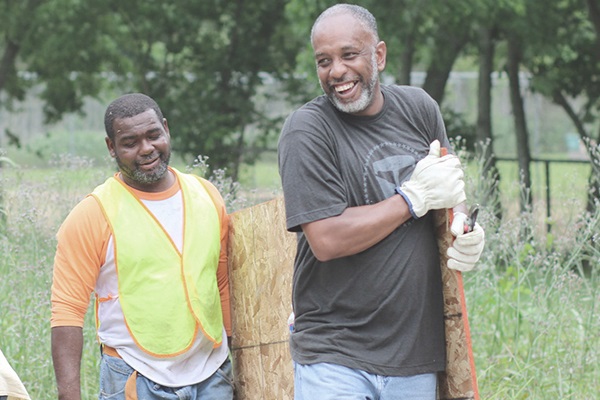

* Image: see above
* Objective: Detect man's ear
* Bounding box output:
[163,118,170,138]
[376,40,387,72]
[105,136,116,158]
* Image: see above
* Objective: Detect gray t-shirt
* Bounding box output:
[278,85,449,376]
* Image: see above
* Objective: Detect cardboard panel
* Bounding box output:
[228,197,295,398]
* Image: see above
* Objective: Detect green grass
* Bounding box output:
[1,150,599,399]
[0,163,111,399]
[464,209,600,398]
[5,130,109,168]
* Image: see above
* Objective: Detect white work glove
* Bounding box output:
[447,212,485,272]
[395,140,466,219]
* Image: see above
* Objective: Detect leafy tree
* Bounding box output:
[100,0,297,178]
[472,0,508,219]
[527,0,600,212]
[1,0,297,178]
[487,0,535,214]
[0,0,47,112]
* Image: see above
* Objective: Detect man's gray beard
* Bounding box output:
[325,53,379,114]
[131,160,169,184]
[116,154,170,184]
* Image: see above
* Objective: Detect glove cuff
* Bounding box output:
[395,186,420,219]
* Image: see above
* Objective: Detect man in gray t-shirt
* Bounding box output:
[278,4,485,400]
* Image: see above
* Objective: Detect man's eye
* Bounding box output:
[343,52,358,59]
[317,58,331,67]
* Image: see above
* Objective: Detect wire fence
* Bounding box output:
[496,157,590,233]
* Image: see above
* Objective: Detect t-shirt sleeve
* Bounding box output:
[200,178,232,337]
[278,110,348,232]
[416,87,451,150]
[51,196,109,328]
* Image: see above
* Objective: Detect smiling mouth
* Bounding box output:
[139,157,160,168]
[334,81,356,95]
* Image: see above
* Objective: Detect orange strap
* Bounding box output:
[102,346,138,400]
[125,371,138,400]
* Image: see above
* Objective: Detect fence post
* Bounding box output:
[545,160,551,233]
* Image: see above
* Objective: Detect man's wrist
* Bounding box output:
[395,186,419,219]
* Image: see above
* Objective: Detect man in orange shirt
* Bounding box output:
[51,93,233,400]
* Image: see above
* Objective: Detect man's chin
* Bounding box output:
[330,95,369,114]
[133,164,168,184]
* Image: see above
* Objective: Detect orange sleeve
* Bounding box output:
[200,178,232,337]
[51,196,110,328]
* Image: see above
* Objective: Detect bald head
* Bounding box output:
[311,4,379,46]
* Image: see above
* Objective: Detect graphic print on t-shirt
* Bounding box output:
[362,141,420,205]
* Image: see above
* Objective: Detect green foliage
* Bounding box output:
[99,0,301,174]
[443,108,478,152]
[527,0,600,100]
[185,155,247,213]
[2,0,600,201]
[0,150,17,168]
[1,0,300,176]
[0,149,17,223]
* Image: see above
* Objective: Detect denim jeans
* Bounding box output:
[294,362,436,400]
[98,353,234,400]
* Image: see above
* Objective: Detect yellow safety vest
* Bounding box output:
[91,168,223,357]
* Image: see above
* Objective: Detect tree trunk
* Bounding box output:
[397,32,415,85]
[506,35,532,213]
[590,126,600,213]
[422,29,469,104]
[584,0,600,212]
[0,0,47,97]
[476,25,502,219]
[553,89,600,213]
[0,40,20,96]
[586,0,600,58]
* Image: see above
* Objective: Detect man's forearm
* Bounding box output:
[301,194,412,261]
[51,326,83,400]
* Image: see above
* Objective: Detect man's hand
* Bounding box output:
[447,212,485,272]
[395,140,466,219]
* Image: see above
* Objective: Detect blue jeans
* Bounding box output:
[99,354,234,400]
[294,362,436,400]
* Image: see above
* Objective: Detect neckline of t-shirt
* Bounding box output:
[334,87,388,123]
[116,171,181,201]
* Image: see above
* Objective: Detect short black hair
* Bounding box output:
[104,93,164,140]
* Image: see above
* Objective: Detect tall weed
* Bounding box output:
[0,156,112,398]
[462,146,599,399]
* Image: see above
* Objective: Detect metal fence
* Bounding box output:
[496,157,591,233]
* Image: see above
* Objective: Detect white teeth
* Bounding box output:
[335,82,355,92]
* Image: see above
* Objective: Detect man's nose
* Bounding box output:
[139,139,154,154]
[329,58,348,79]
